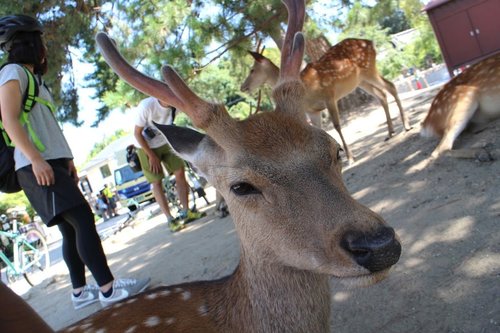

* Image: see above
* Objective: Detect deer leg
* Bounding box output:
[364,74,411,131]
[381,77,411,131]
[431,91,479,158]
[359,82,395,138]
[326,99,354,164]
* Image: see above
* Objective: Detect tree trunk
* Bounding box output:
[305,36,331,62]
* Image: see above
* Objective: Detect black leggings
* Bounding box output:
[57,204,114,289]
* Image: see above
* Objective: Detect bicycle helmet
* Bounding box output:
[0,14,43,51]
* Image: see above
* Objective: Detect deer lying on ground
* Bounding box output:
[241,38,411,163]
[59,1,401,332]
[420,53,500,159]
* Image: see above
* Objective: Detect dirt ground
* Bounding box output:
[14,85,500,332]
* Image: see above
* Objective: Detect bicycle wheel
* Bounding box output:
[19,229,50,286]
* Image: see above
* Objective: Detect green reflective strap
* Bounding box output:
[18,66,54,152]
[0,65,48,151]
[34,96,56,114]
[21,67,36,113]
[19,111,45,152]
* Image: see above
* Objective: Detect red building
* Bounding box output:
[424,0,500,75]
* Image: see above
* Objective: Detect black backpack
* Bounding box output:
[0,64,41,193]
[126,145,142,173]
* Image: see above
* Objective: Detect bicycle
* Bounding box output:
[163,163,210,213]
[0,216,50,287]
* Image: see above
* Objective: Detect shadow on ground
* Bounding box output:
[22,86,500,332]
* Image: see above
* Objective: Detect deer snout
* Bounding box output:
[341,226,401,273]
[240,82,250,93]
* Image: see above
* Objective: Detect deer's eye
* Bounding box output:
[230,182,261,196]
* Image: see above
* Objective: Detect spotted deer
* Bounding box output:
[420,53,500,159]
[241,38,411,163]
[60,0,401,332]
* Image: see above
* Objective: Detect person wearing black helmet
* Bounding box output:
[0,14,150,310]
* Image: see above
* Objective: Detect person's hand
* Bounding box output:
[68,160,79,183]
[31,157,54,186]
[147,153,162,174]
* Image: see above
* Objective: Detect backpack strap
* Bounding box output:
[19,67,56,114]
[20,65,38,113]
[0,64,56,151]
[33,96,56,114]
[18,66,51,151]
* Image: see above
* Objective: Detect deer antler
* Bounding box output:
[272,0,306,118]
[160,66,235,132]
[95,32,225,129]
[279,0,305,82]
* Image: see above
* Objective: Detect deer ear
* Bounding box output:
[248,50,266,63]
[153,123,222,179]
[153,124,204,155]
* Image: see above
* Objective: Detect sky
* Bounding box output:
[61,58,137,167]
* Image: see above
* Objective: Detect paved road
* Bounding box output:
[48,213,133,266]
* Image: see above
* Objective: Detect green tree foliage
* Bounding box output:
[83,0,364,123]
[0,192,34,218]
[84,0,292,122]
[3,0,443,125]
[339,0,441,79]
[400,0,442,68]
[4,0,300,126]
[369,0,411,34]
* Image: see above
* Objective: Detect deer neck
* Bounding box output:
[266,62,280,87]
[212,247,331,333]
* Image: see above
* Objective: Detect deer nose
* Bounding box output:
[341,226,401,272]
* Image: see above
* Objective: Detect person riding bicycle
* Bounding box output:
[134,97,204,231]
[0,14,149,309]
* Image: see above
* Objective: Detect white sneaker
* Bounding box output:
[71,284,99,310]
[99,277,150,307]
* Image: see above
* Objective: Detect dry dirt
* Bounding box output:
[14,86,500,332]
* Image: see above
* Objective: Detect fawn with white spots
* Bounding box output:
[61,0,401,332]
[241,38,411,163]
[420,53,500,159]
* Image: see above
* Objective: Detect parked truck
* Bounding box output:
[113,164,154,208]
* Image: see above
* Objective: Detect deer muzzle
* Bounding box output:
[341,226,401,273]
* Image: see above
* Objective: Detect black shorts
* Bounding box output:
[16,159,88,227]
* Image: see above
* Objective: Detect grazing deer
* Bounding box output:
[420,53,500,159]
[241,38,411,163]
[61,1,401,332]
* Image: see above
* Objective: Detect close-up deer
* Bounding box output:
[241,37,411,163]
[55,0,402,332]
[420,53,500,159]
